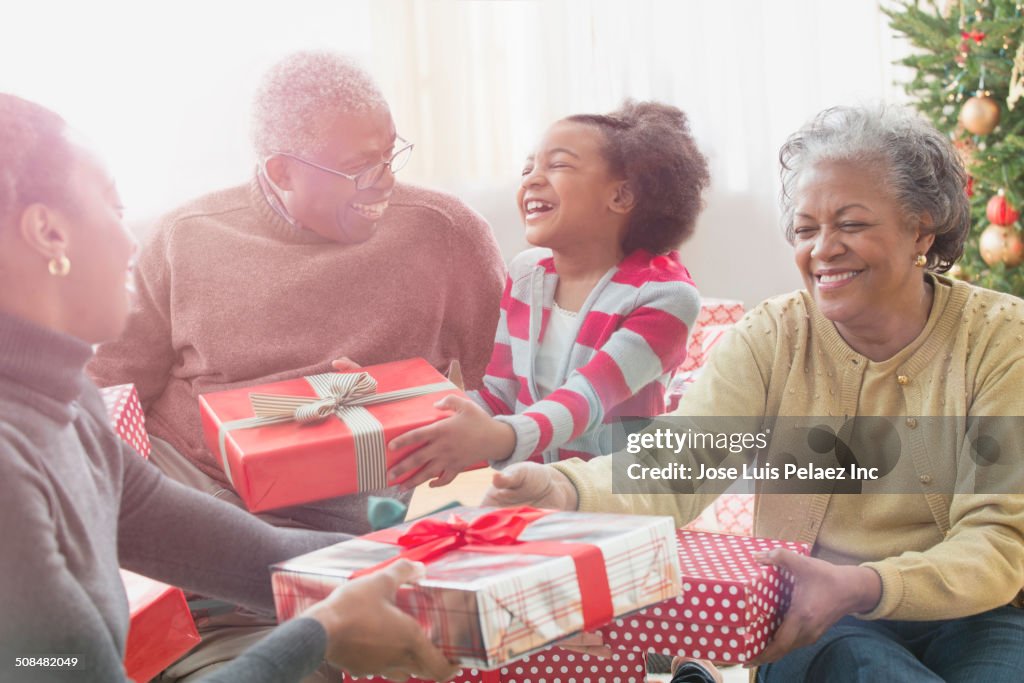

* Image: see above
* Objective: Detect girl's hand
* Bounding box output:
[746,550,881,667]
[387,395,516,490]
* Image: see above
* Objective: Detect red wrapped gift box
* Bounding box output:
[121,570,200,683]
[100,384,151,458]
[678,298,745,373]
[345,646,647,683]
[599,530,810,665]
[199,358,465,512]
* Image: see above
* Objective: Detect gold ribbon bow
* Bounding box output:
[216,371,456,493]
[249,372,379,423]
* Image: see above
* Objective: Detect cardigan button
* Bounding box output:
[919,474,932,485]
[897,375,910,385]
[905,418,918,429]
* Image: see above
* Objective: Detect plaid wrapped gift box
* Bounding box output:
[677,298,745,373]
[598,530,810,665]
[345,646,647,683]
[120,570,200,683]
[100,384,151,458]
[273,506,680,669]
[199,358,466,512]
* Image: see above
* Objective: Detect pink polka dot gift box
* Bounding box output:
[344,646,647,683]
[100,383,151,459]
[598,529,810,665]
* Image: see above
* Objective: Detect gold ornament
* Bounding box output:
[1008,42,1024,112]
[959,95,1001,135]
[948,263,966,280]
[979,224,1024,267]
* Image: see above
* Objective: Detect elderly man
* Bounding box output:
[88,51,504,681]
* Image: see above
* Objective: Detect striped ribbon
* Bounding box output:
[217,371,456,492]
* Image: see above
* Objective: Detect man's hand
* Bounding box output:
[387,395,516,490]
[303,559,459,681]
[746,550,881,667]
[481,462,579,510]
[331,357,362,373]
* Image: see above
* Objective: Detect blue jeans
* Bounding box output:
[757,606,1024,682]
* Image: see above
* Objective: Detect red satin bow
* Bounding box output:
[961,30,986,44]
[392,506,550,564]
[355,506,614,631]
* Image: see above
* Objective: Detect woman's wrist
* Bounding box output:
[846,565,883,614]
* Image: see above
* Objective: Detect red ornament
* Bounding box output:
[986,190,1020,226]
[966,176,975,197]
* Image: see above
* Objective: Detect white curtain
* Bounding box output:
[0,0,911,304]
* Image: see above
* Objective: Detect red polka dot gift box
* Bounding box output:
[598,530,810,665]
[344,646,647,683]
[100,383,151,458]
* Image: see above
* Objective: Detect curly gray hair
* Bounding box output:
[778,104,969,272]
[250,51,389,159]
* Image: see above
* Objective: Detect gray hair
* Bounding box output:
[250,51,389,158]
[778,104,969,272]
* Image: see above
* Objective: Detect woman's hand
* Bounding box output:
[481,462,579,510]
[746,549,881,667]
[387,396,516,490]
[302,559,459,681]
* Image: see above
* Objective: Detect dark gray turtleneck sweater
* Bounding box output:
[0,311,342,681]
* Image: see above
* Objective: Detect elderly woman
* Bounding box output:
[0,93,457,682]
[485,104,1024,680]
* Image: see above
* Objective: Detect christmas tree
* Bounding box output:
[886,0,1024,296]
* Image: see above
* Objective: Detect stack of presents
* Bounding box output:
[105,298,792,683]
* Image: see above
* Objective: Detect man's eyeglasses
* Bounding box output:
[271,137,414,190]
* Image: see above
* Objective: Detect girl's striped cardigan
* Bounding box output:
[470,247,700,465]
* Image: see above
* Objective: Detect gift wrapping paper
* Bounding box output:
[599,530,810,664]
[272,506,680,669]
[120,570,200,683]
[199,358,464,512]
[345,646,647,683]
[100,384,151,458]
[677,298,745,373]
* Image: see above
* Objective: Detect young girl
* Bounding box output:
[389,100,709,489]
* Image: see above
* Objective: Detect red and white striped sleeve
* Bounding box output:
[469,275,519,416]
[495,263,700,463]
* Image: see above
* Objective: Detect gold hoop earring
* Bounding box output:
[914,254,927,268]
[47,255,71,277]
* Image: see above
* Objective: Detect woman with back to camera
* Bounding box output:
[0,93,458,683]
